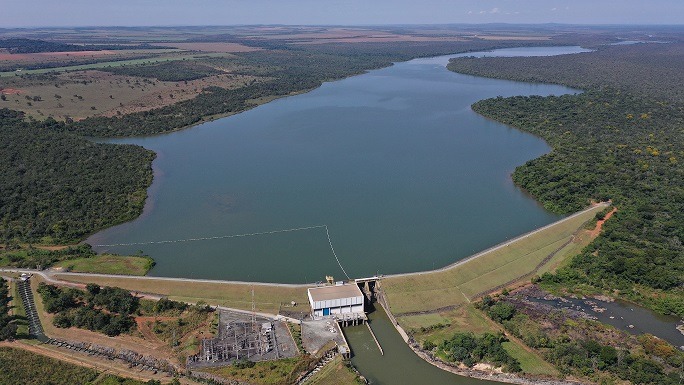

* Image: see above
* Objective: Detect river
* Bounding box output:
[89,45,589,284]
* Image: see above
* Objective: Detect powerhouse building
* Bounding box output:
[307,283,365,319]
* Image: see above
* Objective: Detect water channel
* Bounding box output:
[89,46,589,283]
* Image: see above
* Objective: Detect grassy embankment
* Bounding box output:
[52,274,309,315]
[52,254,154,276]
[305,355,365,385]
[381,204,605,377]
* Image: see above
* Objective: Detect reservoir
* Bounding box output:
[89,46,589,283]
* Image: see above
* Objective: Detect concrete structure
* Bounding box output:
[307,283,364,320]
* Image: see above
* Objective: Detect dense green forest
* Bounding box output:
[0,279,16,341]
[38,283,137,336]
[0,109,154,244]
[433,331,521,373]
[448,43,684,315]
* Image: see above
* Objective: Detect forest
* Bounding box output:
[432,331,521,373]
[448,42,684,315]
[0,109,154,244]
[0,279,16,341]
[38,283,138,336]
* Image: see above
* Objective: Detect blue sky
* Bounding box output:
[3,0,683,28]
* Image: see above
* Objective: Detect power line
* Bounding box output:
[92,225,326,247]
[324,225,351,280]
[93,223,352,279]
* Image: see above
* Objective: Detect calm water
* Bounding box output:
[345,305,499,385]
[89,46,588,283]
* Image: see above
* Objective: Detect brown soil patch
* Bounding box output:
[589,207,617,238]
[165,42,260,53]
[135,316,178,346]
[0,87,22,94]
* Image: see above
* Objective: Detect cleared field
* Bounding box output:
[382,204,606,315]
[0,68,259,120]
[502,341,559,376]
[0,51,230,77]
[51,274,309,315]
[52,254,153,276]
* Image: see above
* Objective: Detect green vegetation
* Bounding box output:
[382,204,602,315]
[54,254,155,276]
[0,346,98,385]
[37,283,137,336]
[101,60,224,81]
[202,356,316,385]
[53,273,309,314]
[477,293,684,384]
[0,346,165,385]
[437,331,521,372]
[448,42,684,316]
[0,38,97,54]
[0,278,16,341]
[0,109,154,244]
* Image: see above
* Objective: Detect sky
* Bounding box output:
[2,0,683,28]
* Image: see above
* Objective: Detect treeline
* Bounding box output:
[448,42,684,314]
[100,60,224,81]
[478,295,684,384]
[474,91,684,312]
[433,331,521,373]
[0,38,169,54]
[0,109,154,243]
[447,42,684,103]
[38,283,137,336]
[0,279,16,341]
[70,42,546,137]
[1,244,95,269]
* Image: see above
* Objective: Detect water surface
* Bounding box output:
[90,46,588,283]
[345,306,498,385]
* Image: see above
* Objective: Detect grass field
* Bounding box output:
[382,204,605,315]
[201,356,313,385]
[52,274,310,315]
[502,341,559,376]
[9,280,29,338]
[52,254,154,276]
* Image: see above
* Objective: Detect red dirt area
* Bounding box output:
[589,207,617,237]
[134,316,178,344]
[0,88,23,94]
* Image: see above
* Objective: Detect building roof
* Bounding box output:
[308,284,363,302]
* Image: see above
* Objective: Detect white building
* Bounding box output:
[307,283,365,319]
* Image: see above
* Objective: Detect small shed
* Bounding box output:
[307,283,364,319]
